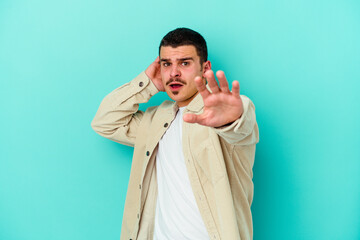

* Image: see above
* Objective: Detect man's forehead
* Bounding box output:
[160,45,198,60]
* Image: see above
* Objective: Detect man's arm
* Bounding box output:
[183,70,259,145]
[91,58,163,146]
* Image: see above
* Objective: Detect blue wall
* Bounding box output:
[1,0,359,239]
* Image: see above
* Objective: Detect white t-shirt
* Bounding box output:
[153,107,210,240]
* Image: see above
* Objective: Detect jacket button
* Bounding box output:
[164,123,168,127]
[146,151,150,156]
[139,82,144,87]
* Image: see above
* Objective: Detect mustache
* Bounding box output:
[166,78,187,86]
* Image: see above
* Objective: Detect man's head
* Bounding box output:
[158,28,211,107]
[159,28,208,65]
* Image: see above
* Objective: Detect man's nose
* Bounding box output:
[170,65,181,78]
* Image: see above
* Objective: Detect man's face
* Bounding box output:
[159,45,210,107]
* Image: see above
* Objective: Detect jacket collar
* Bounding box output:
[185,92,204,113]
[167,92,204,115]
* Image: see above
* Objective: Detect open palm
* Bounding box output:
[183,70,243,128]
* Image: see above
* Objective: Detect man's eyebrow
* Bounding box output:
[179,57,194,61]
[160,57,194,62]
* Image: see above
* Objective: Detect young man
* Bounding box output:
[92,28,259,240]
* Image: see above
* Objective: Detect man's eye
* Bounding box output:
[163,62,170,67]
[181,62,189,66]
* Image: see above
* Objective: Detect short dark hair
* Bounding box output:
[159,28,208,64]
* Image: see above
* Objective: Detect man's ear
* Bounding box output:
[201,60,211,84]
[202,60,211,75]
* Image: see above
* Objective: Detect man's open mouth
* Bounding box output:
[169,83,184,91]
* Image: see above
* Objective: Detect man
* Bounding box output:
[92,28,259,240]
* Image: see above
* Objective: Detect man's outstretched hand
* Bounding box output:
[183,70,243,128]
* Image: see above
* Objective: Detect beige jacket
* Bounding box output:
[91,72,259,240]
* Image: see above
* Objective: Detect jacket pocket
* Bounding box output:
[191,140,225,184]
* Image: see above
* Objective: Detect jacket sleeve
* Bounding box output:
[91,72,159,147]
[212,95,259,146]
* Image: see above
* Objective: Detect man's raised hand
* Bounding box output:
[183,70,243,128]
[145,57,165,92]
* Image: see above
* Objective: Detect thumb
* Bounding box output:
[183,113,201,124]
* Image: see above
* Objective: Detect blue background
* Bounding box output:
[1,0,359,239]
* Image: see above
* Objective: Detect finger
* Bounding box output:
[183,113,205,124]
[205,70,220,93]
[216,70,230,93]
[183,113,197,123]
[194,76,210,99]
[231,80,241,98]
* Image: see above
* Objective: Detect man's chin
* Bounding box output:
[169,92,199,107]
[165,88,181,98]
[168,94,183,102]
